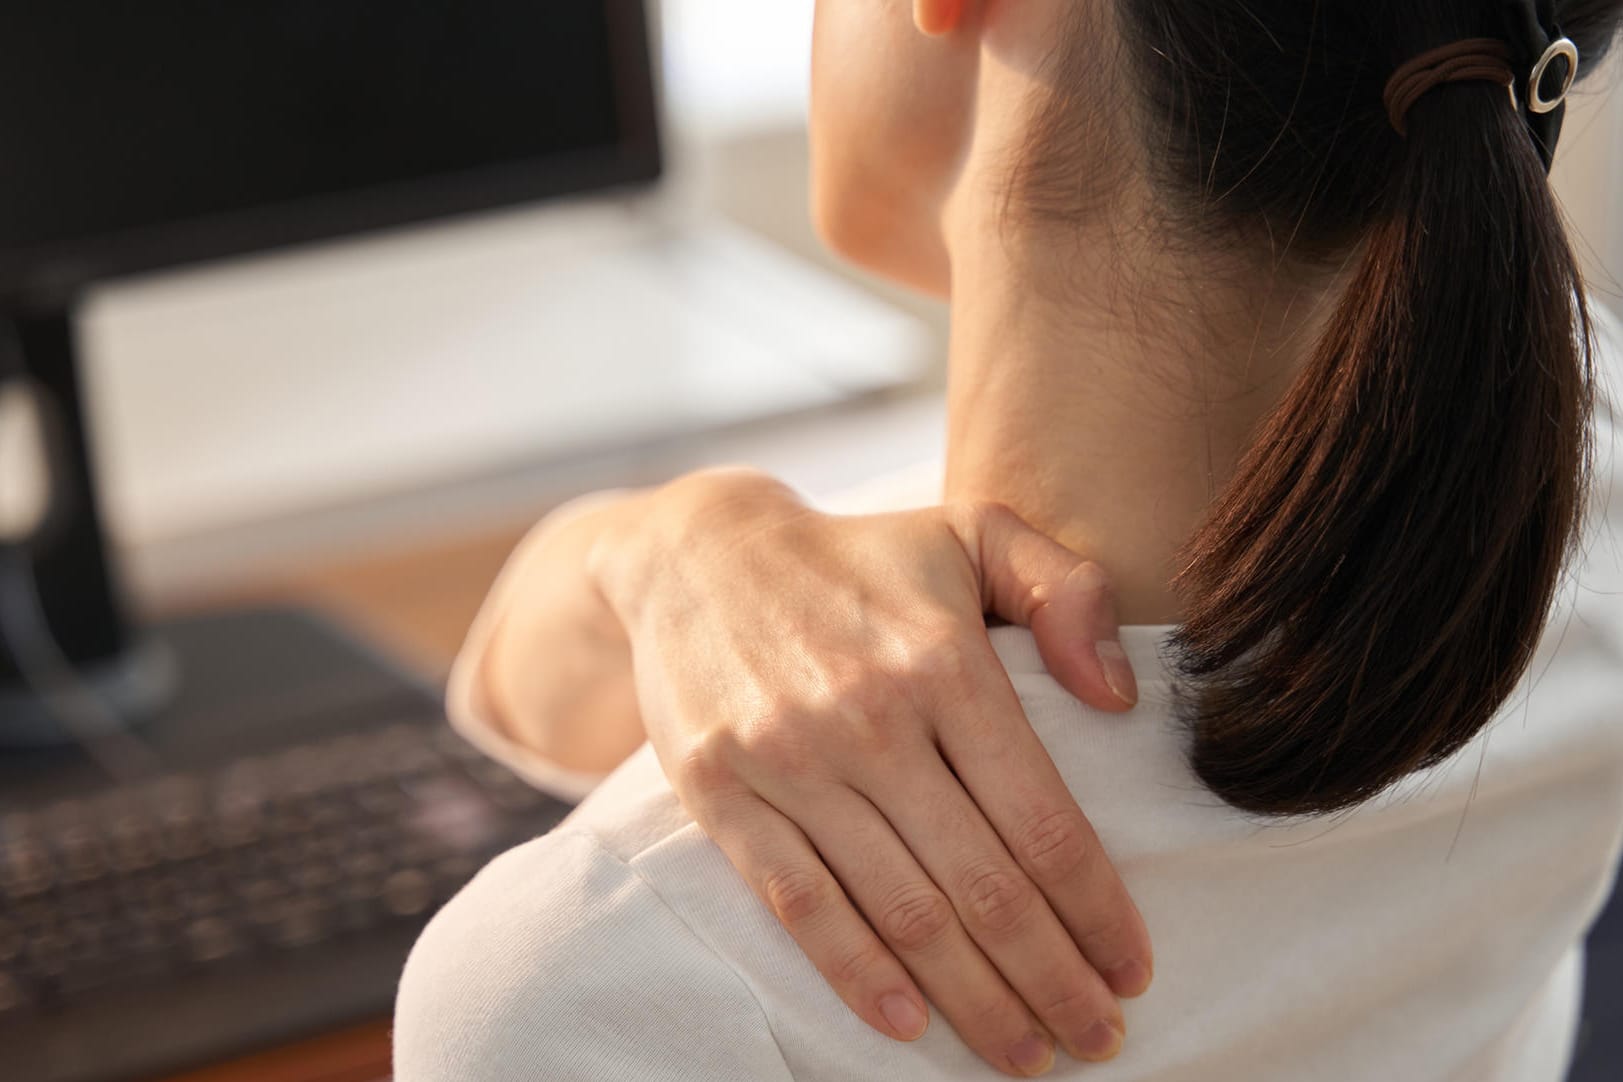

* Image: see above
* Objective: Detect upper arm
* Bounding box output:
[393,830,793,1082]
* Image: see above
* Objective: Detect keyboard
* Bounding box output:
[0,715,572,1082]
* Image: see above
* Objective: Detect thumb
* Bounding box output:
[951,502,1138,711]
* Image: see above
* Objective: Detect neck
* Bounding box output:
[940,213,1330,623]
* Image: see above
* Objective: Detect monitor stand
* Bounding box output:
[0,304,438,773]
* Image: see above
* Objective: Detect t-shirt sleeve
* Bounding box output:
[393,828,793,1082]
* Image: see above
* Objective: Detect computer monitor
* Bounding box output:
[0,0,660,738]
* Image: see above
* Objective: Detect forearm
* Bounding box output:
[456,488,654,779]
[457,468,809,781]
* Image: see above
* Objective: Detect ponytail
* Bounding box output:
[1174,93,1593,814]
[1102,0,1622,815]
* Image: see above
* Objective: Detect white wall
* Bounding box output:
[8,6,1621,570]
[675,3,1622,313]
[1555,60,1623,306]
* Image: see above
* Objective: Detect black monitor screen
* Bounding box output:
[0,0,659,299]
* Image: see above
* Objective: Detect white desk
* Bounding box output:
[60,202,934,598]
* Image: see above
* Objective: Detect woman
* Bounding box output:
[396,1,1623,1078]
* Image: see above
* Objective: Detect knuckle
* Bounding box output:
[763,865,834,929]
[892,630,977,700]
[1037,983,1112,1026]
[733,707,816,777]
[676,733,741,796]
[818,671,904,759]
[1073,910,1130,954]
[955,991,1035,1048]
[959,862,1036,937]
[1069,559,1114,603]
[1011,808,1094,882]
[826,940,889,989]
[825,674,884,728]
[875,884,956,954]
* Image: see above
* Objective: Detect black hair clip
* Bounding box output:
[1503,0,1581,171]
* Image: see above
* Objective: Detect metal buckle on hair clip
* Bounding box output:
[1502,0,1579,170]
[1525,36,1578,114]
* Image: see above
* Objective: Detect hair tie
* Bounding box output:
[1382,39,1515,137]
[1382,20,1580,171]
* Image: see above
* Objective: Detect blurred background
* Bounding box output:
[6,0,1623,651]
[0,2,1618,1080]
[3,0,950,642]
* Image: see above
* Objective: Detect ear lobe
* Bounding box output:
[913,0,968,37]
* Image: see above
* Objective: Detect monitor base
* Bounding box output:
[0,635,175,748]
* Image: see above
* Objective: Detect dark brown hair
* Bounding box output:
[1035,2,1622,815]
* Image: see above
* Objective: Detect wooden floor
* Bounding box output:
[232,525,531,678]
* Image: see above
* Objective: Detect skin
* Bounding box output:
[815,0,1334,622]
[473,0,1341,1074]
[477,476,1144,1072]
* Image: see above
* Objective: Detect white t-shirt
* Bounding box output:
[395,319,1623,1081]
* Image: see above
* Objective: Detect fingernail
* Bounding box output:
[1104,958,1152,998]
[1073,1019,1125,1062]
[878,993,928,1040]
[1096,640,1138,707]
[1007,1032,1055,1075]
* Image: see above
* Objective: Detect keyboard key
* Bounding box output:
[2,719,564,1017]
[1,839,52,899]
[268,899,331,949]
[383,869,433,917]
[184,917,243,964]
[0,971,32,1018]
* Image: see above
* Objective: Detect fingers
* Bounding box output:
[926,646,1155,1001]
[850,747,1129,1065]
[949,502,1138,711]
[692,786,932,1046]
[1031,561,1138,710]
[780,783,1066,1078]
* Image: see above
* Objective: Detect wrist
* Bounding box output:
[586,466,802,629]
[469,490,639,745]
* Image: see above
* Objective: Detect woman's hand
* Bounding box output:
[575,468,1153,1074]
